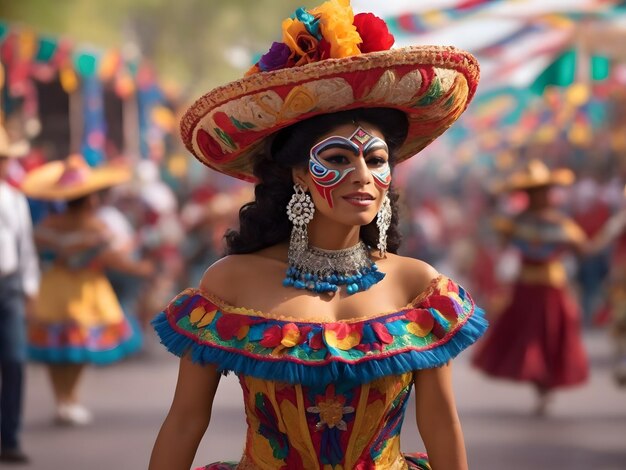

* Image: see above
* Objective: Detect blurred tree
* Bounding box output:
[1,0,313,98]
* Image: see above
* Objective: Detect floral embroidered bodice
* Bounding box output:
[153,275,486,469]
[237,372,415,469]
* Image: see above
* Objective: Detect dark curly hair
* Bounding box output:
[225,108,408,255]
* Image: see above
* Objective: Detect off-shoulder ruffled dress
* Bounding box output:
[152,275,487,469]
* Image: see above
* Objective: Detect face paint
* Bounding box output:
[308,127,391,207]
[360,132,391,190]
[309,137,356,208]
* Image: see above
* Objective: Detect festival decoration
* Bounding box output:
[0,21,177,166]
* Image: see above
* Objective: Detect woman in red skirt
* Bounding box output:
[473,159,589,415]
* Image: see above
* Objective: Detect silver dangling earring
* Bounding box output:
[286,184,315,257]
[376,193,392,257]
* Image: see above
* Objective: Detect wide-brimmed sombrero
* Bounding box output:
[0,126,29,159]
[21,154,131,201]
[498,159,575,193]
[181,0,480,182]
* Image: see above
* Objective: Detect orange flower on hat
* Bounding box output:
[311,0,362,58]
[282,19,326,66]
[282,18,308,57]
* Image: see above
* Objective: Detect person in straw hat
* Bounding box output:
[149,1,486,469]
[473,158,589,415]
[21,154,155,426]
[0,126,38,464]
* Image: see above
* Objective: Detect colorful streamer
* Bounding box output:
[386,0,506,36]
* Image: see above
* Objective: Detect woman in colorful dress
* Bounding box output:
[150,1,486,469]
[473,159,589,415]
[21,155,154,425]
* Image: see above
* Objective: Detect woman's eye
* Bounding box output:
[367,157,388,167]
[323,155,350,165]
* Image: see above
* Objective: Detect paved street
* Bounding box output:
[11,329,626,470]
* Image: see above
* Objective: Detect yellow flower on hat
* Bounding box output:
[311,0,362,58]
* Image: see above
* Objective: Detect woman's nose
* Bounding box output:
[349,158,372,185]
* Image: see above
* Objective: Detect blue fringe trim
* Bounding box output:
[28,332,142,366]
[152,307,488,386]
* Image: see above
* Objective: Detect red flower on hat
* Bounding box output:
[353,13,395,53]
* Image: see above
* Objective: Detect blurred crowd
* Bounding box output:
[397,152,626,328]
[3,134,625,346]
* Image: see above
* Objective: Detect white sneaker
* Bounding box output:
[55,403,93,426]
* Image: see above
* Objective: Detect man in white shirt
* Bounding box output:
[0,127,39,464]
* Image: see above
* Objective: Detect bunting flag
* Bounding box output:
[386,0,505,36]
[530,49,612,94]
[0,21,176,167]
[369,0,625,91]
[0,22,146,99]
[81,75,106,165]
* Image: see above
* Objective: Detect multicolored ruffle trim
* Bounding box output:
[152,275,487,385]
[28,318,142,365]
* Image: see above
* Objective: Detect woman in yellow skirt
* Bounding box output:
[22,155,154,425]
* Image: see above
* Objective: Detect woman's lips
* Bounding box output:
[342,193,375,207]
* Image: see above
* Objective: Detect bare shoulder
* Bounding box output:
[381,253,440,300]
[199,247,287,305]
[199,255,248,305]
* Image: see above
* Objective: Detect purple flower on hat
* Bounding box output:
[258,42,292,72]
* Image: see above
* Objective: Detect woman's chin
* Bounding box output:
[339,214,377,228]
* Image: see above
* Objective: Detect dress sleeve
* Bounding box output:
[152,276,487,386]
